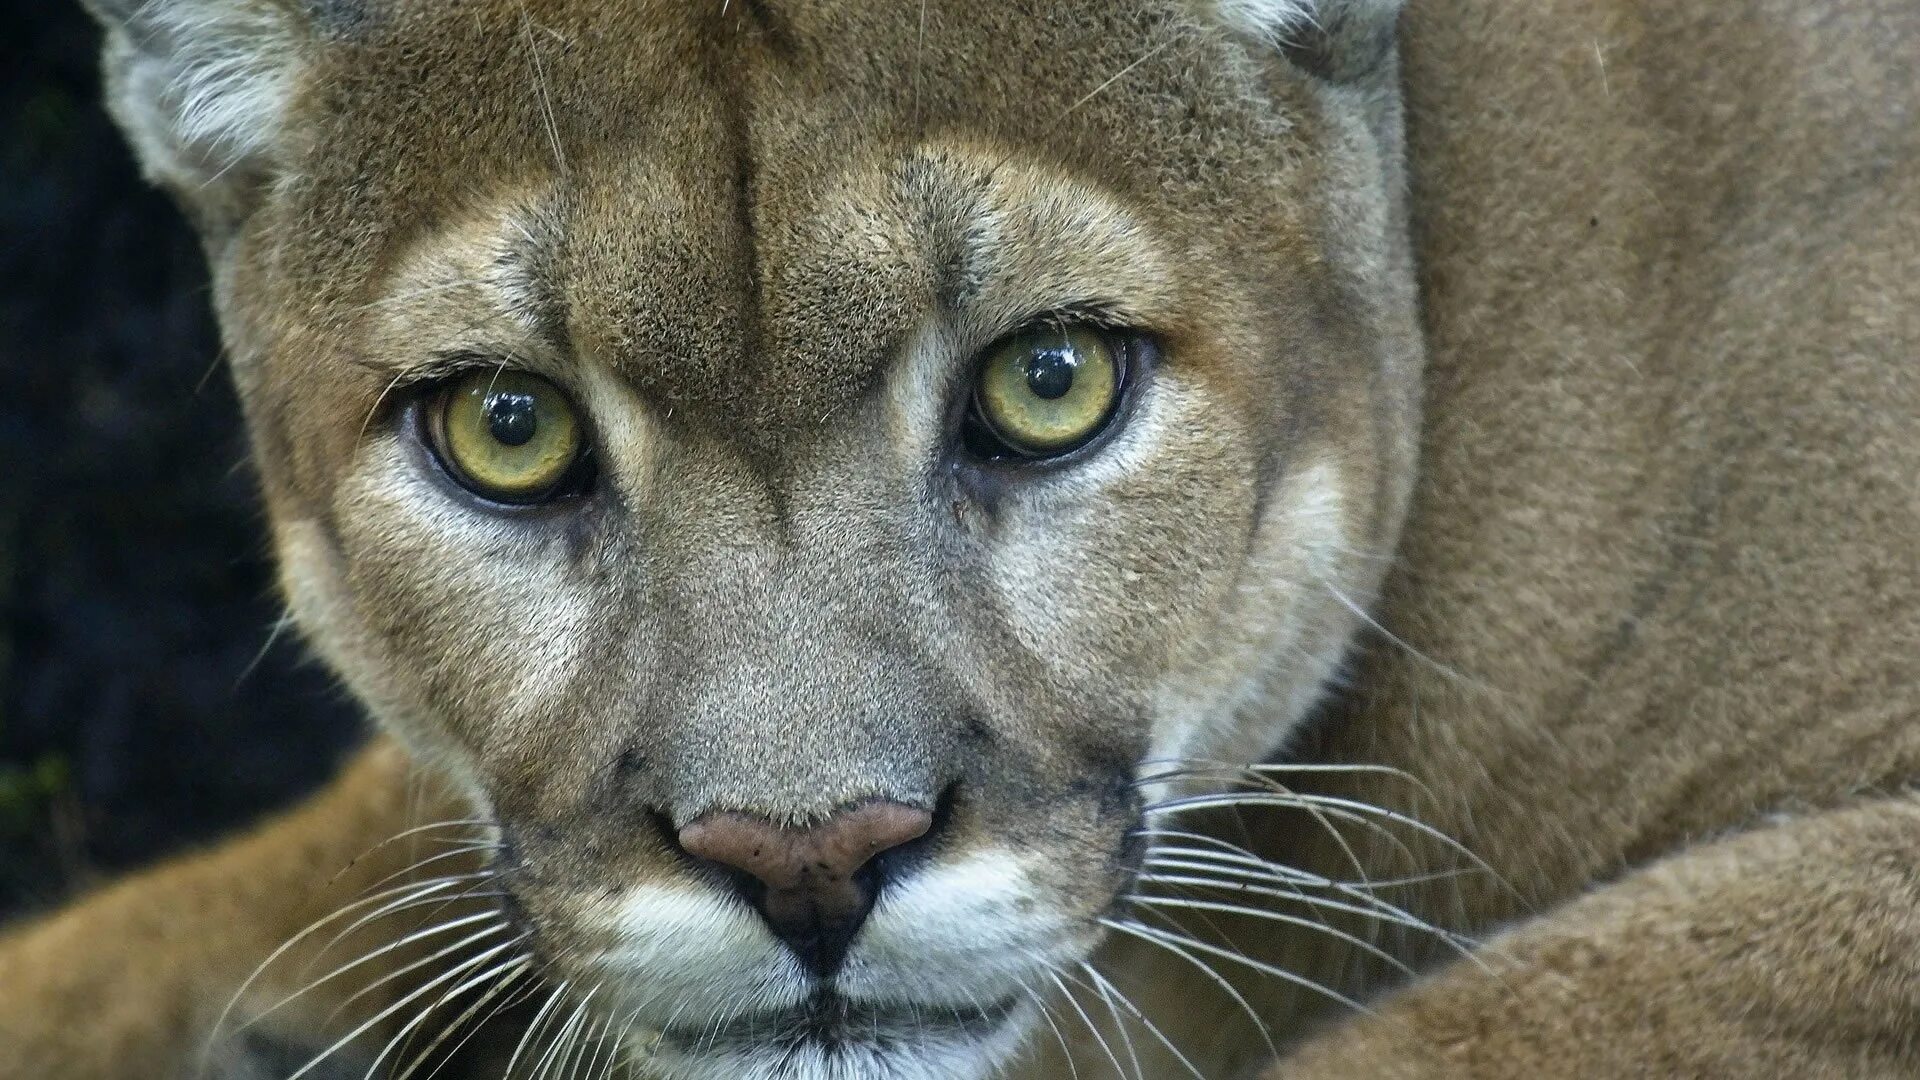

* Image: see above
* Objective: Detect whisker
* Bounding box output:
[1149,787,1515,899]
[1141,859,1473,947]
[1135,842,1489,969]
[336,819,496,878]
[1134,758,1437,799]
[1144,789,1390,894]
[1016,976,1082,1080]
[1141,824,1366,951]
[1321,579,1499,695]
[1143,846,1474,911]
[1143,837,1480,891]
[1101,917,1374,1017]
[391,960,536,1080]
[1144,792,1458,881]
[235,611,296,688]
[551,997,602,1080]
[531,984,601,1080]
[304,872,500,979]
[320,921,518,1030]
[1079,961,1205,1080]
[281,935,522,1080]
[1129,894,1416,977]
[1062,31,1183,118]
[358,840,501,898]
[503,980,573,1080]
[244,910,504,1030]
[1109,901,1279,1063]
[1046,968,1129,1080]
[206,872,488,1061]
[576,1007,621,1080]
[910,0,928,134]
[362,944,528,1080]
[1072,964,1144,1080]
[515,5,569,176]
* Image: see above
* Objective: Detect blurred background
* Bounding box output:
[0,4,364,921]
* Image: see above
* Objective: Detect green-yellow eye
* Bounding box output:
[972,324,1122,456]
[429,369,588,504]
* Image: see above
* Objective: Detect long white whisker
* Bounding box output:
[1137,826,1425,929]
[552,998,603,1080]
[1129,894,1416,977]
[1017,977,1082,1080]
[1321,580,1496,694]
[1045,969,1128,1080]
[515,5,568,176]
[331,818,496,884]
[361,939,527,1080]
[1142,856,1480,947]
[1063,965,1143,1080]
[359,842,500,897]
[1149,788,1514,898]
[244,910,503,1028]
[1063,32,1181,117]
[205,873,485,1060]
[391,959,535,1080]
[532,984,600,1080]
[1139,831,1471,897]
[1080,962,1205,1080]
[321,922,517,1030]
[1145,790,1419,866]
[576,1006,620,1080]
[1102,917,1374,1017]
[1134,758,1436,800]
[304,873,499,981]
[281,934,523,1080]
[1105,901,1278,1063]
[503,980,572,1080]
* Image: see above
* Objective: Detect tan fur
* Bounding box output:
[4,0,1917,1077]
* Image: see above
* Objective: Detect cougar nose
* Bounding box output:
[678,802,933,977]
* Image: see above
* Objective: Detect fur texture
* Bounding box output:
[2,0,1917,1077]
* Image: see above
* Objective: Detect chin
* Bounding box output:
[631,996,1037,1080]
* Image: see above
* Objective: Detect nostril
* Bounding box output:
[677,801,935,977]
[677,802,933,891]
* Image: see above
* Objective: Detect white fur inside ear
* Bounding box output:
[1213,0,1403,48]
[101,0,301,195]
[1214,0,1323,45]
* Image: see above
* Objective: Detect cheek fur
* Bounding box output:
[1147,455,1371,770]
[987,374,1256,686]
[324,442,599,750]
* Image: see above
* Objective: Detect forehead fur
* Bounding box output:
[251,0,1328,441]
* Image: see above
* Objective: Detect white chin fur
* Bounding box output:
[633,1007,1033,1080]
[587,852,1073,1079]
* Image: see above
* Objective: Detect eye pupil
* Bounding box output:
[485,391,539,447]
[1025,347,1077,401]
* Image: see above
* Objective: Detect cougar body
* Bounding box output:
[2,2,1917,1078]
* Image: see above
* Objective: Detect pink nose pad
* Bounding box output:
[678,802,934,976]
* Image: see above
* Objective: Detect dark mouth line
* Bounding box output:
[658,991,1021,1052]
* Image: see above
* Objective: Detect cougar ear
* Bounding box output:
[1213,0,1403,82]
[84,0,312,233]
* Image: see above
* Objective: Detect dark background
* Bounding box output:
[0,4,364,921]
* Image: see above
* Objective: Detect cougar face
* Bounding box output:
[94,0,1420,1074]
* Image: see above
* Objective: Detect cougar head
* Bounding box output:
[90,0,1419,1074]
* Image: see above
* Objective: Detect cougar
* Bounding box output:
[3,1,1917,1078]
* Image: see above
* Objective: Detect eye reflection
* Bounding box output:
[971,324,1123,457]
[427,369,589,504]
